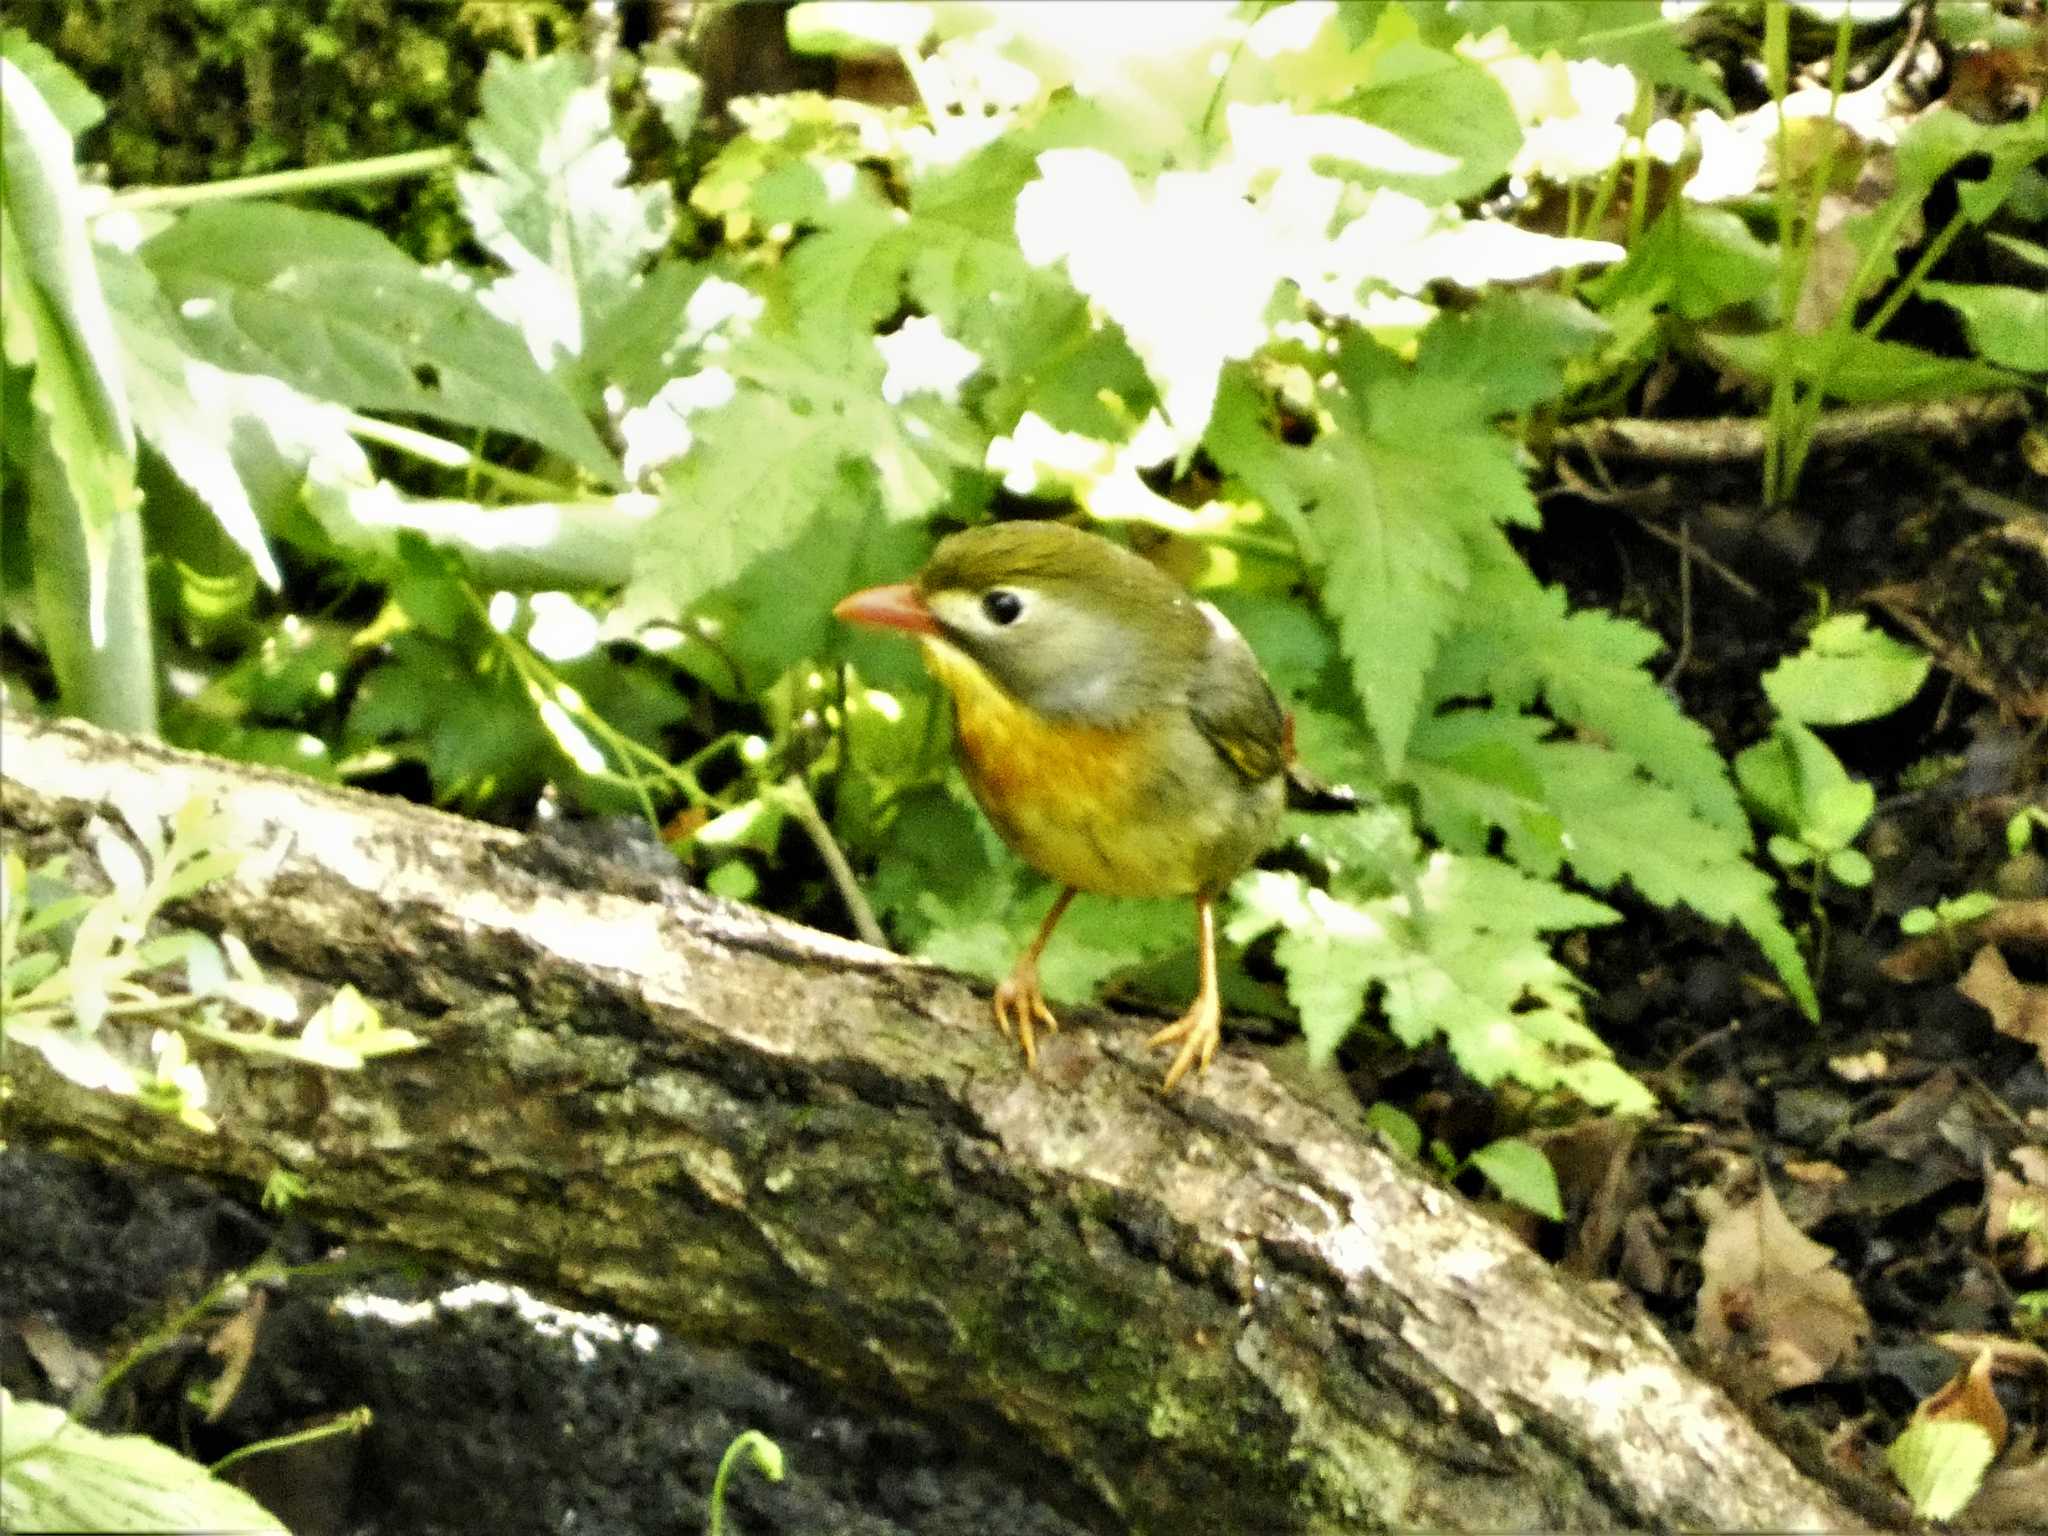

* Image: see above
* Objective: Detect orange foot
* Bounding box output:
[994,958,1059,1071]
[1146,985,1221,1093]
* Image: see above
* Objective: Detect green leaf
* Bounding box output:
[1827,847,1873,887]
[2,55,156,731]
[1704,330,2013,403]
[102,249,350,590]
[458,53,676,369]
[1919,281,2048,372]
[1213,345,1539,774]
[1587,203,1777,322]
[787,2,933,57]
[0,28,104,136]
[582,259,711,407]
[1885,1419,1995,1522]
[1411,718,1815,1015]
[1761,613,1931,725]
[1365,1101,1423,1158]
[140,203,619,483]
[1228,813,1644,1110]
[1430,555,1747,832]
[1735,720,1874,851]
[1411,289,1610,418]
[0,1390,287,1533]
[627,388,867,620]
[1335,10,1525,204]
[1429,1,1731,111]
[1470,1137,1565,1220]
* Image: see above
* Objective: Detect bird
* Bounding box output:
[834,519,1286,1091]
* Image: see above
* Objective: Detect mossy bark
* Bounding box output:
[1,711,1871,1535]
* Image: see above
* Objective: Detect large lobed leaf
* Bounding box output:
[141,202,619,483]
[457,52,677,371]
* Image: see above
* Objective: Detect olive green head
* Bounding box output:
[910,521,1211,724]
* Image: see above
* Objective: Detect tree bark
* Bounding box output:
[1,711,1871,1534]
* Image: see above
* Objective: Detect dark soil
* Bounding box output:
[1488,424,2048,1524]
[0,1150,1085,1536]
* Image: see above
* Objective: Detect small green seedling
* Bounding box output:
[708,1430,785,1536]
[1737,615,1932,987]
[1899,890,2000,938]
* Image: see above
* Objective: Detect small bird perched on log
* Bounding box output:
[835,520,1286,1091]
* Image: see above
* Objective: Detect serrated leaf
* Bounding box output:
[458,53,676,367]
[1587,203,1777,322]
[0,1389,286,1532]
[1335,11,1525,204]
[1430,556,1747,832]
[1411,289,1609,418]
[1410,711,1813,1015]
[141,203,618,482]
[627,387,862,618]
[1433,1,1730,111]
[1761,613,1930,725]
[1229,834,1646,1111]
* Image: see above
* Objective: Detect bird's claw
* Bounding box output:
[1146,991,1221,1093]
[994,964,1059,1071]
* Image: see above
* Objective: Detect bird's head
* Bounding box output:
[834,521,1209,725]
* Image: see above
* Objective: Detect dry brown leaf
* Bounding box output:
[1536,1117,1641,1278]
[203,1288,266,1423]
[1933,1333,2048,1379]
[1914,1346,2009,1456]
[1959,945,2048,1067]
[15,1316,99,1398]
[1782,1160,1848,1186]
[1695,1175,1872,1394]
[1847,1068,1963,1161]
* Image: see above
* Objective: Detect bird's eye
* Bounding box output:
[981,589,1025,626]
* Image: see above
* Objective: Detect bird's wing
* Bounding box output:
[1188,604,1287,785]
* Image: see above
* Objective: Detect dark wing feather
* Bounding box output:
[1189,614,1286,785]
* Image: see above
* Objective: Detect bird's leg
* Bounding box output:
[994,887,1076,1071]
[1147,897,1222,1092]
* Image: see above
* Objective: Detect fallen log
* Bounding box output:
[1,710,1869,1533]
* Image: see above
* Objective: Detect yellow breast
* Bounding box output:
[919,638,1169,895]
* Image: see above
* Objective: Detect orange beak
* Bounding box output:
[833,582,940,638]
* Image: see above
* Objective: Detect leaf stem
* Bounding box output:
[342,414,575,502]
[106,147,462,212]
[210,1407,373,1476]
[772,776,888,949]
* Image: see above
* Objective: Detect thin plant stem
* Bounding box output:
[708,1431,784,1536]
[775,776,888,948]
[107,147,460,212]
[343,414,577,503]
[210,1408,373,1476]
[1763,0,1796,502]
[1861,205,1971,341]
